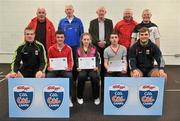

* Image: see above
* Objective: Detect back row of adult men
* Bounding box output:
[27,5,161,82]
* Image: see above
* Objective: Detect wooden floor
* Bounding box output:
[0,64,180,121]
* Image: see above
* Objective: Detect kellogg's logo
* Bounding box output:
[109,84,129,108]
[139,84,159,108]
[13,85,34,110]
[44,85,64,111]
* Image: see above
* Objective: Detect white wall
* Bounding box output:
[0,0,180,64]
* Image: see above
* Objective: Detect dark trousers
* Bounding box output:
[105,72,127,77]
[77,70,100,99]
[97,47,105,101]
[46,70,73,97]
[19,69,37,77]
[71,46,78,82]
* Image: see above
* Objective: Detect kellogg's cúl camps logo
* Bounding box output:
[109,84,129,108]
[44,85,64,111]
[139,84,159,108]
[13,85,34,110]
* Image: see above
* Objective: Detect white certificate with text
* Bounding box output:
[49,58,67,70]
[78,57,96,69]
[108,60,126,72]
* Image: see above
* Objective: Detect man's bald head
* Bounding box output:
[36,8,47,22]
[96,6,106,20]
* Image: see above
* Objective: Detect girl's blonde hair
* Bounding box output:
[79,32,94,54]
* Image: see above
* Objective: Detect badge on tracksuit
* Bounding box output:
[146,49,150,55]
[35,50,39,55]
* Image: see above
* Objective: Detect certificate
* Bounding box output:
[78,57,96,69]
[49,58,67,70]
[108,60,126,72]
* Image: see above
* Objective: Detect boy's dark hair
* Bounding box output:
[56,30,65,35]
[110,31,119,38]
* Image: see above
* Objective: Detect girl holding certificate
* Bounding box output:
[76,33,100,105]
[104,31,128,77]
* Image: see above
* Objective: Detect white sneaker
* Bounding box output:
[69,99,73,107]
[94,98,100,105]
[77,98,83,104]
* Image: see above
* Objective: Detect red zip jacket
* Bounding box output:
[114,18,137,49]
[28,17,56,51]
[48,44,74,69]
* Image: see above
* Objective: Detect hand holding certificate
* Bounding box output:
[78,57,96,69]
[108,60,127,72]
[49,58,67,70]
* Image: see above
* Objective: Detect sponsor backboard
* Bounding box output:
[104,77,165,115]
[8,78,69,118]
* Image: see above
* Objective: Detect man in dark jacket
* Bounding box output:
[129,27,167,78]
[7,27,47,78]
[89,6,113,84]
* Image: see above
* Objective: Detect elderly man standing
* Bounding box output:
[114,8,137,49]
[89,6,113,84]
[131,9,160,47]
[58,5,84,81]
[28,8,56,52]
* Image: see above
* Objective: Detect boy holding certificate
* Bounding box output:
[76,33,100,105]
[104,32,127,76]
[46,30,74,107]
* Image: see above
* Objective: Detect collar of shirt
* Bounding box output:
[98,18,105,23]
[66,16,74,23]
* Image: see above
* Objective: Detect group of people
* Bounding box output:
[6,5,167,107]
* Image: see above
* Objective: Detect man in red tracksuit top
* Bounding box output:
[114,8,137,49]
[46,30,74,107]
[28,8,56,52]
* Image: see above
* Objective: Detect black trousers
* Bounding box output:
[77,70,100,99]
[19,69,37,77]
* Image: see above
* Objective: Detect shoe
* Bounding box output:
[77,98,83,104]
[69,99,73,107]
[94,98,100,105]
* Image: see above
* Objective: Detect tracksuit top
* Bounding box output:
[128,40,165,71]
[48,44,74,69]
[131,21,160,44]
[28,17,56,51]
[114,18,137,49]
[58,16,84,47]
[11,41,47,73]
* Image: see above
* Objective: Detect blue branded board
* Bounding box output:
[104,77,165,115]
[8,78,69,118]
